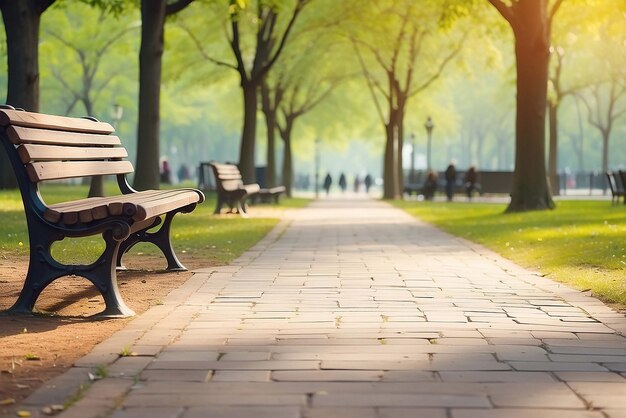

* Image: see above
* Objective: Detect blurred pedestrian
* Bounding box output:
[323,173,332,195]
[445,162,457,201]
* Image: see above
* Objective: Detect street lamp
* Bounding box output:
[410,133,416,183]
[425,116,434,171]
[111,103,124,130]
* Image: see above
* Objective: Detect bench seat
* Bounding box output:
[46,189,203,224]
[257,186,286,204]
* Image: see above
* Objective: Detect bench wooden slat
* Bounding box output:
[133,190,203,221]
[45,190,203,225]
[215,173,242,180]
[0,109,114,134]
[18,144,128,163]
[220,179,245,192]
[7,126,121,146]
[26,160,134,182]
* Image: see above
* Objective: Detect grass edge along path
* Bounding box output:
[393,199,626,310]
[0,184,310,267]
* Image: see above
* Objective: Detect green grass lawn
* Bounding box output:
[0,183,309,266]
[394,199,626,308]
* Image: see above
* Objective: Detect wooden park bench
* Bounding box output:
[0,106,204,317]
[208,161,260,216]
[607,170,625,204]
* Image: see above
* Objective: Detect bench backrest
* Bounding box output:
[0,108,133,185]
[209,162,244,192]
[607,171,624,195]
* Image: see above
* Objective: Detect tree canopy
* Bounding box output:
[1,0,624,208]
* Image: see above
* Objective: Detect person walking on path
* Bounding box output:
[422,170,438,200]
[464,165,479,199]
[338,173,347,193]
[445,163,457,201]
[323,173,332,195]
[364,174,372,193]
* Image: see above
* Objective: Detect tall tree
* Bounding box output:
[569,1,625,187]
[180,0,310,184]
[133,0,194,191]
[0,0,127,189]
[349,1,465,199]
[487,0,563,211]
[0,0,55,188]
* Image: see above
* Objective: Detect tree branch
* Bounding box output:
[178,21,238,69]
[37,0,57,14]
[261,0,310,78]
[487,0,514,24]
[166,0,194,16]
[409,32,465,97]
[548,0,565,27]
[352,39,386,126]
[230,17,250,83]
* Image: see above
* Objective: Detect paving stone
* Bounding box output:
[438,371,555,382]
[377,408,447,418]
[182,406,301,418]
[312,392,490,408]
[109,407,184,418]
[451,409,605,418]
[272,370,382,382]
[302,407,377,418]
[509,362,608,372]
[141,369,211,382]
[212,370,271,382]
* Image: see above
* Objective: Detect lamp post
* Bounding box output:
[410,133,416,183]
[425,116,434,171]
[314,137,320,198]
[111,103,124,130]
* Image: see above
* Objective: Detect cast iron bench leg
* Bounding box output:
[117,206,195,272]
[9,226,135,318]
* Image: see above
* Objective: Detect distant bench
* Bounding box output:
[208,162,260,216]
[0,106,204,317]
[606,171,625,204]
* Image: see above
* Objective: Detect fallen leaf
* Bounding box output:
[0,398,15,405]
[17,411,32,417]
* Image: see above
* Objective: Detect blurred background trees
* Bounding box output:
[0,0,624,211]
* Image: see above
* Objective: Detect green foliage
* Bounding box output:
[0,0,624,182]
[395,200,626,306]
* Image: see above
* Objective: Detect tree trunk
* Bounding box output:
[279,117,295,197]
[0,1,42,188]
[239,81,258,184]
[383,119,398,199]
[506,3,554,212]
[393,96,405,198]
[133,0,166,191]
[260,82,276,187]
[601,129,609,190]
[547,100,559,195]
[281,134,293,198]
[80,97,105,197]
[395,115,404,199]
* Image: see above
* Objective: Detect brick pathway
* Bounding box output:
[19,198,626,418]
